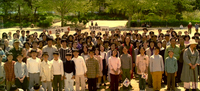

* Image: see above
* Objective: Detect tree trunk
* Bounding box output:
[33,7,37,23]
[61,11,64,27]
[127,15,132,28]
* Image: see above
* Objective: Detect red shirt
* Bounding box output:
[4,61,15,81]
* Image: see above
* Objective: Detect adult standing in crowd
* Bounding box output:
[42,38,58,61]
[181,39,200,91]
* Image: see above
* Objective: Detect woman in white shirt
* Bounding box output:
[108,49,121,91]
[136,47,149,91]
[100,44,107,86]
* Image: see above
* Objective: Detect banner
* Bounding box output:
[48,26,70,34]
[89,26,109,31]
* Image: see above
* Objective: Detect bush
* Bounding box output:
[129,20,200,27]
[3,22,20,28]
[71,18,79,25]
[37,16,53,28]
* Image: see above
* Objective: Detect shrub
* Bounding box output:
[37,16,53,28]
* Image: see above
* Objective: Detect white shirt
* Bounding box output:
[52,59,64,76]
[108,56,121,75]
[27,57,41,76]
[40,60,53,81]
[72,56,87,75]
[136,54,149,75]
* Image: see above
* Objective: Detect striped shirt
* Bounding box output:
[59,47,72,61]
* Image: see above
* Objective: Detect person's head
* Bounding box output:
[21,30,25,36]
[72,41,78,48]
[8,32,12,36]
[61,39,67,47]
[179,36,185,44]
[178,31,182,35]
[100,44,104,52]
[110,43,116,50]
[170,38,176,46]
[149,41,155,48]
[32,40,38,48]
[165,34,170,41]
[143,28,148,33]
[47,38,53,47]
[53,51,59,60]
[168,50,174,58]
[33,83,40,91]
[13,33,18,39]
[21,48,26,56]
[55,37,61,44]
[125,36,131,45]
[42,52,49,61]
[17,54,23,62]
[83,46,88,54]
[94,48,100,55]
[112,49,118,57]
[88,48,95,58]
[65,53,72,61]
[154,47,160,55]
[122,46,128,54]
[7,52,13,61]
[26,30,30,36]
[157,41,162,48]
[184,35,190,41]
[158,29,162,33]
[189,39,198,49]
[139,47,145,55]
[73,49,79,57]
[30,49,37,58]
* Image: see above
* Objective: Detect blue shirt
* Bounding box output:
[165,56,178,73]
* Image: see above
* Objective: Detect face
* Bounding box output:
[47,41,53,46]
[73,52,79,57]
[14,42,20,47]
[89,51,94,57]
[31,52,37,57]
[150,42,154,47]
[65,56,72,61]
[125,37,130,44]
[100,45,104,51]
[112,50,117,56]
[168,52,174,57]
[170,39,176,45]
[157,43,162,48]
[95,49,99,55]
[111,44,116,50]
[140,48,145,54]
[154,49,160,54]
[62,42,67,46]
[53,54,59,59]
[17,55,23,61]
[43,55,49,60]
[190,44,197,48]
[7,55,13,61]
[123,47,128,53]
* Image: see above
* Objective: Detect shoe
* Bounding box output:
[185,89,189,91]
[192,89,196,91]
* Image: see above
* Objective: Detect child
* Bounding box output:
[136,47,149,91]
[27,49,41,90]
[14,54,28,91]
[120,46,132,90]
[108,49,121,91]
[4,52,15,91]
[72,49,87,91]
[52,51,64,91]
[150,47,164,91]
[86,48,99,91]
[40,52,53,91]
[63,52,76,91]
[0,55,5,90]
[165,50,178,91]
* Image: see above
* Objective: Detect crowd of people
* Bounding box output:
[0,27,200,91]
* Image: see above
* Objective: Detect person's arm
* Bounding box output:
[160,56,164,72]
[96,59,100,76]
[132,47,135,63]
[26,58,29,77]
[118,58,121,72]
[175,58,178,72]
[51,63,54,81]
[4,64,8,81]
[40,63,45,81]
[130,55,133,70]
[60,61,64,77]
[165,58,168,73]
[38,49,42,58]
[164,47,168,61]
[73,61,76,76]
[149,57,153,72]
[100,57,103,71]
[183,49,192,66]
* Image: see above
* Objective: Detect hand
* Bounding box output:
[130,70,132,74]
[71,76,75,79]
[84,73,87,77]
[96,74,99,78]
[133,63,135,67]
[175,72,177,77]
[64,76,67,79]
[51,79,53,82]
[165,72,167,76]
[43,80,46,83]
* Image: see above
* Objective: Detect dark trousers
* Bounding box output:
[167,73,175,90]
[177,62,183,82]
[139,75,146,90]
[110,74,119,91]
[53,75,63,91]
[15,77,28,91]
[88,78,97,91]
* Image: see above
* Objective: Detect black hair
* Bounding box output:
[111,49,118,57]
[154,46,160,51]
[33,83,40,90]
[184,35,190,40]
[170,37,176,41]
[94,47,100,55]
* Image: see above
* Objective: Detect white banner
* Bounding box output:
[89,26,109,31]
[48,26,70,34]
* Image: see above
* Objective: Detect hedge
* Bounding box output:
[129,20,200,27]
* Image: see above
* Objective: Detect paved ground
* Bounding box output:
[0,20,199,91]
